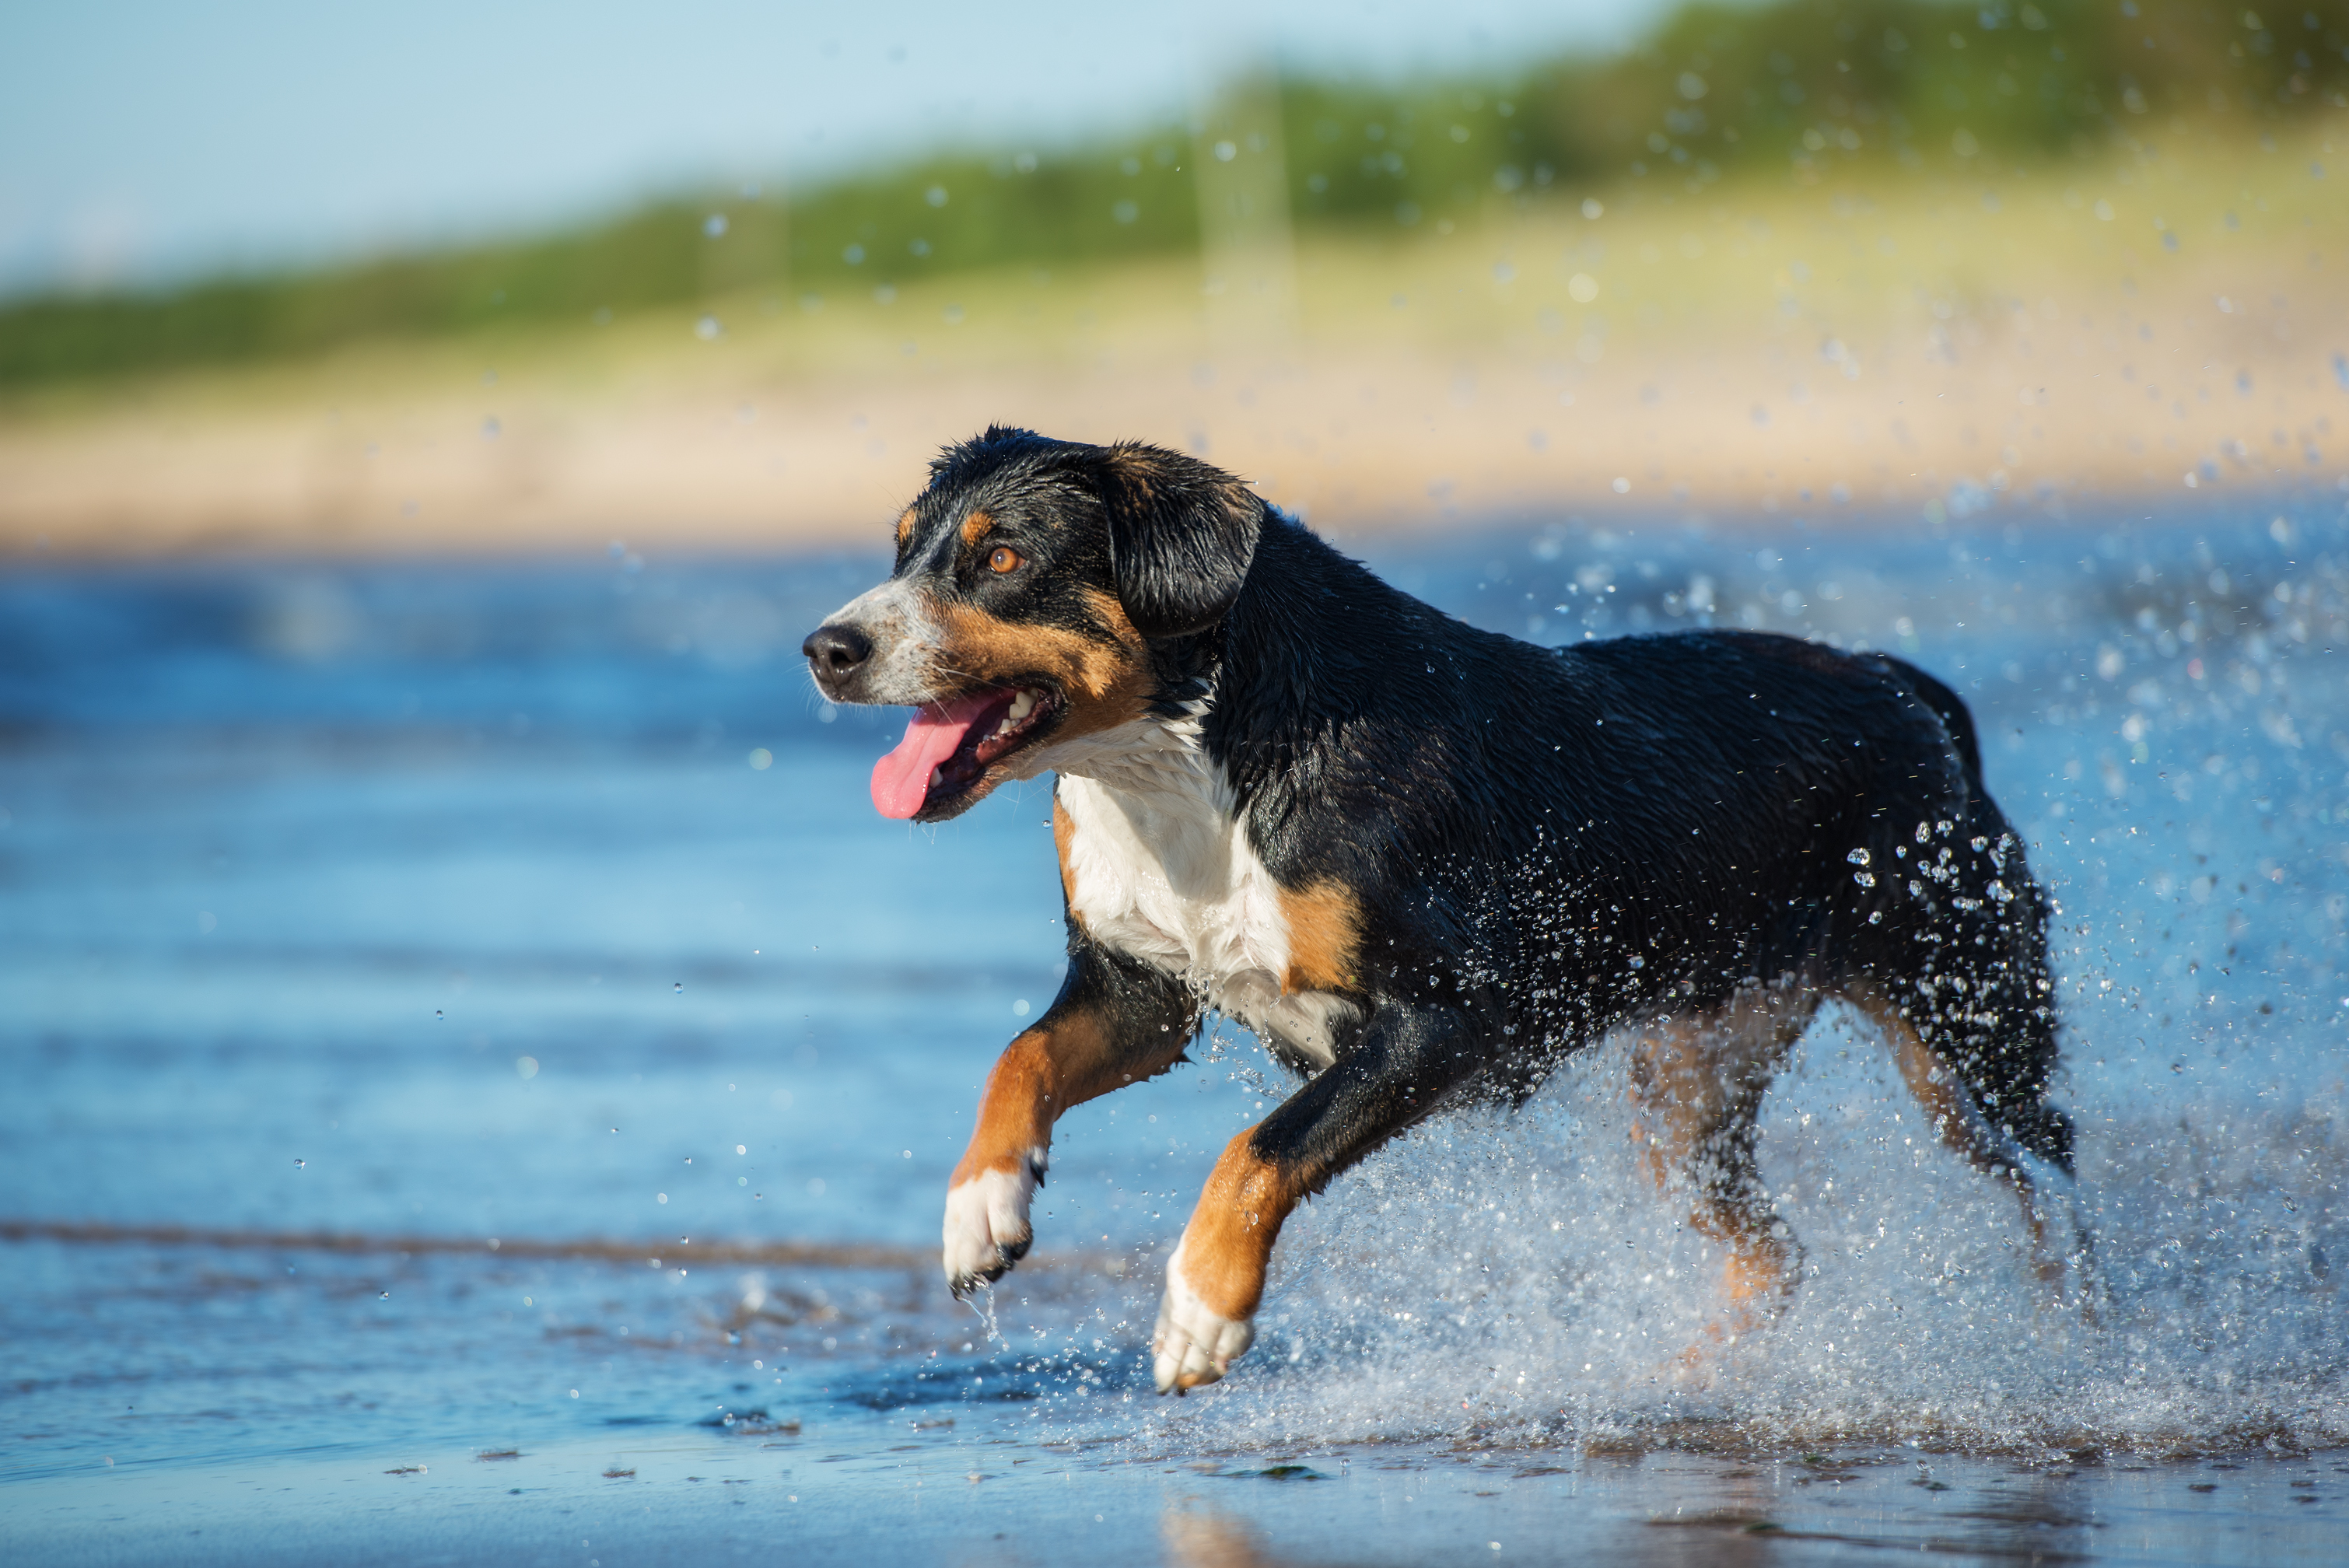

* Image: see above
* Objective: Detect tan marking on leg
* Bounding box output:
[957,509,994,549]
[1627,982,1819,1332]
[952,997,1190,1187]
[945,988,1192,1294]
[1177,1129,1300,1323]
[950,1024,1078,1187]
[1843,982,2071,1297]
[1276,880,1361,995]
[1154,1127,1294,1389]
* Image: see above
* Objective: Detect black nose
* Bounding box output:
[803,623,873,678]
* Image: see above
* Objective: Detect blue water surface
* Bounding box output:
[5,493,2349,1562]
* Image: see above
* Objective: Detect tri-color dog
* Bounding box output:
[803,428,2091,1394]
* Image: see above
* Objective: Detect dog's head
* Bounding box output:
[803,427,1264,822]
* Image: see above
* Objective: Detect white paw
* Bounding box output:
[941,1153,1043,1295]
[1151,1245,1255,1394]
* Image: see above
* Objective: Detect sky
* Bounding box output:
[0,0,1679,300]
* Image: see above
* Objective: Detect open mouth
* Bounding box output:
[869,684,1066,820]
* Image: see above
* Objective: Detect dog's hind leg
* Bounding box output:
[1627,979,1821,1332]
[1152,1000,1484,1393]
[1843,982,2097,1316]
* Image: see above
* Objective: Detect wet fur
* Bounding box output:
[806,426,2081,1390]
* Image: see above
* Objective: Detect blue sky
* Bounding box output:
[0,0,1675,299]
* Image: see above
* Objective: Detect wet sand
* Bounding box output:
[12,1420,2347,1567]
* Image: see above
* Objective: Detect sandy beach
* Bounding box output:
[4,131,2340,558]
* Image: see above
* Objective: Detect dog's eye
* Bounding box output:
[987,546,1026,574]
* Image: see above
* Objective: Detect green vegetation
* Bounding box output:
[2,0,2341,387]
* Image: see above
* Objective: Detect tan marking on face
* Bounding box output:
[926,586,1153,745]
[958,509,995,550]
[1277,880,1362,995]
[1174,1129,1301,1322]
[896,507,919,549]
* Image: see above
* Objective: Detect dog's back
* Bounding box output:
[805,429,2089,1392]
[1209,528,2065,1164]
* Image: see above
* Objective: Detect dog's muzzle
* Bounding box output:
[803,580,939,706]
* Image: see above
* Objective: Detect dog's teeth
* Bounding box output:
[1007,690,1037,722]
[929,767,943,788]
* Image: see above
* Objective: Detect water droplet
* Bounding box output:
[293,1157,306,1168]
[674,982,684,993]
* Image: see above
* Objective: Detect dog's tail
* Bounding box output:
[1875,654,1983,793]
[1870,655,2074,1174]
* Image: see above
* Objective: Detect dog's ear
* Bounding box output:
[1092,443,1264,639]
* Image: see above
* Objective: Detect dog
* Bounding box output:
[803,427,2090,1394]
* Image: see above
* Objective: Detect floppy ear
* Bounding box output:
[1094,443,1265,640]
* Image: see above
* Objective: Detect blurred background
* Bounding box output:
[5,0,2349,1538]
[4,0,2345,549]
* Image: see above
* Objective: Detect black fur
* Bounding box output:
[815,428,2073,1202]
[1209,517,2067,1173]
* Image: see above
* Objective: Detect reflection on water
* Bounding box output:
[2,495,2347,1558]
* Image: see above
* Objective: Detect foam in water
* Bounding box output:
[2,502,2344,1477]
[1096,1013,2341,1458]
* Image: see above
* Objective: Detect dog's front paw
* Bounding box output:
[1151,1246,1255,1394]
[942,1154,1043,1296]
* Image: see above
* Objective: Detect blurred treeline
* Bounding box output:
[3,0,2341,387]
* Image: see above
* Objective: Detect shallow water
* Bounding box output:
[5,493,2348,1561]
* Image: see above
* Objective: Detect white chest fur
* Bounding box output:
[1045,722,1356,1069]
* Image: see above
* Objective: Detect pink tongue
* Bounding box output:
[870,691,1009,819]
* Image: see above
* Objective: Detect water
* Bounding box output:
[5,494,2348,1562]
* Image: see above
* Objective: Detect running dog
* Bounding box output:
[802,428,2090,1394]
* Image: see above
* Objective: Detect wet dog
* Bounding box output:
[803,427,2091,1394]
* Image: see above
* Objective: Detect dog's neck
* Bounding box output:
[1041,676,1251,926]
[1038,682,1230,824]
